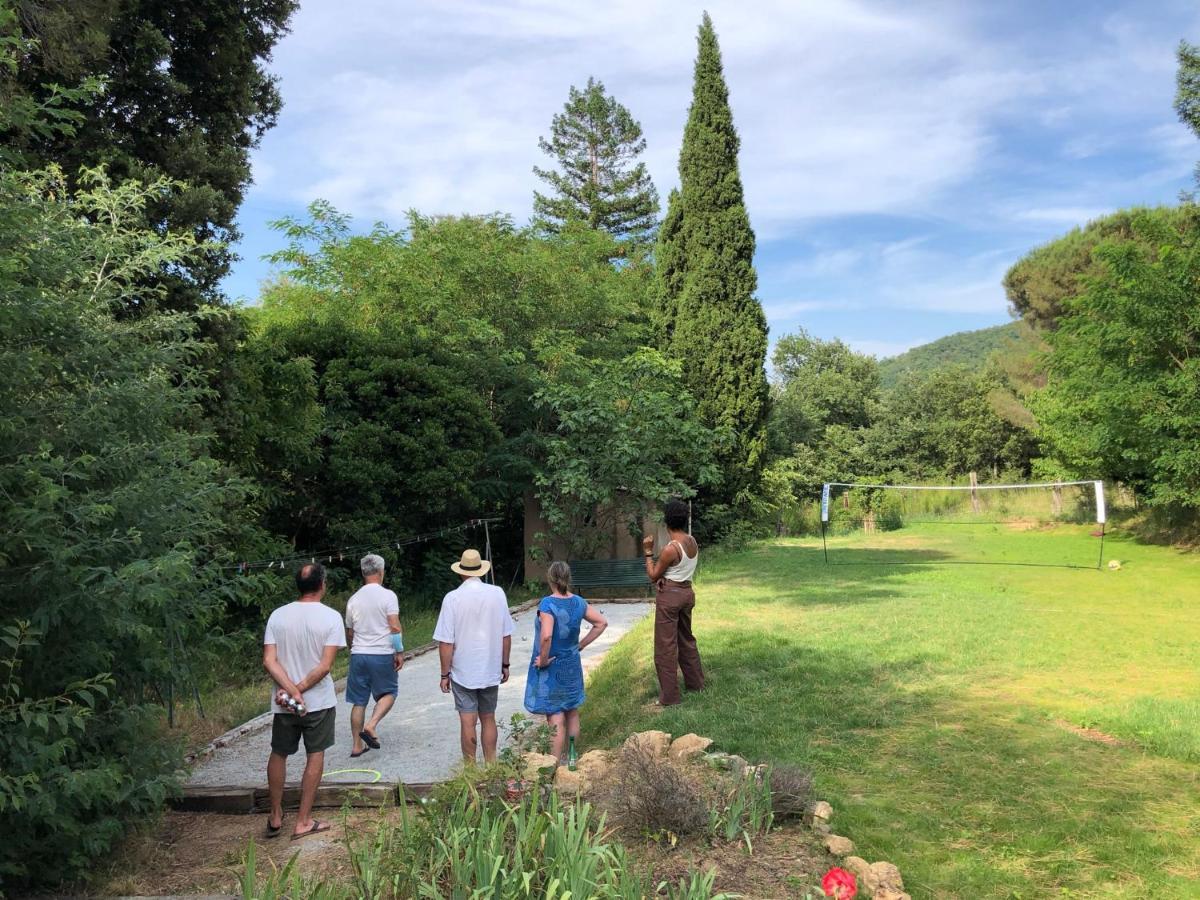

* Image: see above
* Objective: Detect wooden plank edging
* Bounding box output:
[174,781,436,813]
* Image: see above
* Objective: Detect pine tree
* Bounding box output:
[1175,39,1200,192]
[533,77,659,244]
[6,0,299,312]
[657,13,770,528]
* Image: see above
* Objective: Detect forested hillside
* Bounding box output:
[877,322,1023,387]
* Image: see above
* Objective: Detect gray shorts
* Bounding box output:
[451,679,498,715]
[270,707,335,756]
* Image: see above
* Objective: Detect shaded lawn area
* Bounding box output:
[582,526,1200,898]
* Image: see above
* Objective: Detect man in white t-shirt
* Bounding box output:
[344,553,404,757]
[433,548,514,763]
[262,562,346,840]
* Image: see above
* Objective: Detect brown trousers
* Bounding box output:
[654,580,704,705]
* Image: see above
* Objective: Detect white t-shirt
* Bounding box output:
[263,601,346,713]
[432,577,515,689]
[345,583,400,655]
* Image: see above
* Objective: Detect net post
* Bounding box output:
[1094,480,1107,570]
[820,484,830,564]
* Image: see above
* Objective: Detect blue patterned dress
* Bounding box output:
[524,593,587,714]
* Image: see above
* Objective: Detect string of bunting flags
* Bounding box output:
[227,517,501,574]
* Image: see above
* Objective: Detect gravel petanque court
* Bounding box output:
[187,601,652,789]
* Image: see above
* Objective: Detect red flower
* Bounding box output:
[822,866,857,899]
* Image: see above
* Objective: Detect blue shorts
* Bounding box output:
[346,654,398,706]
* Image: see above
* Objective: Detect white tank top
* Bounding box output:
[664,539,698,582]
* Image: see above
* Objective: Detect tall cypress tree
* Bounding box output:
[533,76,659,245]
[657,12,769,528]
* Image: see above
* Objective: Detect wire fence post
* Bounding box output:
[820,483,831,564]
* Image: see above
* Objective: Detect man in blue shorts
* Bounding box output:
[344,553,404,757]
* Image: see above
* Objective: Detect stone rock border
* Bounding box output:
[806,798,910,900]
[522,729,912,900]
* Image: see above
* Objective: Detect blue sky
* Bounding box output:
[225,0,1200,359]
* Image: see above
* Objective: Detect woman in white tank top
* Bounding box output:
[641,500,705,706]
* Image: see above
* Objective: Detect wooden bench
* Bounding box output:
[567,558,651,596]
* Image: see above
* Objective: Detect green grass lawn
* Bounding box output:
[582,525,1200,898]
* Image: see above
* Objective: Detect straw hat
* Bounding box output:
[451,548,492,578]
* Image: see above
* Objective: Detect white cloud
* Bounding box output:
[766,248,866,280]
[1014,206,1109,226]
[885,274,1008,315]
[229,0,1200,346]
[762,297,858,320]
[846,337,931,359]
[249,0,1045,229]
[762,236,1013,316]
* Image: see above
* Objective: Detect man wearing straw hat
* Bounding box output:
[433,548,514,764]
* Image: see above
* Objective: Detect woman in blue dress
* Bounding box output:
[525,561,608,762]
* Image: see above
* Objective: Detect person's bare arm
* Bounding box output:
[297,645,339,693]
[345,627,354,648]
[438,641,453,692]
[642,535,681,581]
[388,613,404,671]
[578,605,608,652]
[264,644,337,713]
[501,634,512,683]
[263,644,302,699]
[535,611,555,668]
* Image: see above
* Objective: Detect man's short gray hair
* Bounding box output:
[361,553,386,577]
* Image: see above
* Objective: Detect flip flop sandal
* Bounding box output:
[291,820,331,841]
[265,818,283,838]
[350,747,370,758]
[360,730,381,750]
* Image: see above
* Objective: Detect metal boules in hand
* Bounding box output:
[278,691,306,715]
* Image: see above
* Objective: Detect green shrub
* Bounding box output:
[708,768,775,851]
[0,169,275,890]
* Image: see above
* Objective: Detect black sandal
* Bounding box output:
[291,820,331,840]
[265,817,283,838]
[360,729,381,750]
